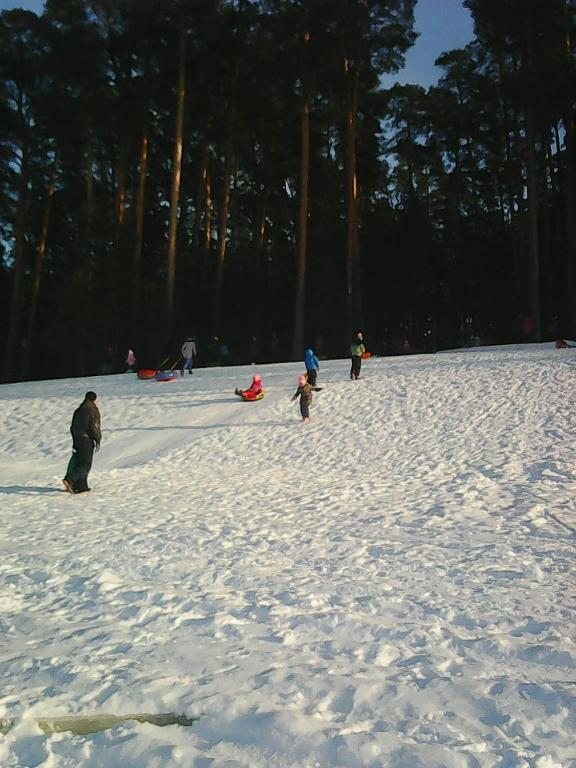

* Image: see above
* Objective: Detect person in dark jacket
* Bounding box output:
[63,391,101,494]
[291,374,322,422]
[350,331,365,380]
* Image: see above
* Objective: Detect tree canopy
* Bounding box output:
[1,0,574,381]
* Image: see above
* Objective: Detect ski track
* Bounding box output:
[0,347,575,767]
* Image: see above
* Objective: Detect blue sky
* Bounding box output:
[384,0,474,87]
[0,0,474,89]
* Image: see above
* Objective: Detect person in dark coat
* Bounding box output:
[63,391,101,494]
[350,331,365,380]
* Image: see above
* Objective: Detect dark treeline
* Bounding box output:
[1,0,575,381]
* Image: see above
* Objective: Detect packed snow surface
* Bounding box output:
[1,345,575,768]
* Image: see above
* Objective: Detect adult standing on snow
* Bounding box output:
[350,331,365,380]
[63,391,101,494]
[181,336,197,375]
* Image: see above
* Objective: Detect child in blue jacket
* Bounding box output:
[304,348,320,386]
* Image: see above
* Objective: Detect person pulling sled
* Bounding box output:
[181,336,197,375]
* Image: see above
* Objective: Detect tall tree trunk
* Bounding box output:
[525,108,541,340]
[213,152,233,335]
[524,13,541,340]
[212,61,239,335]
[167,27,186,337]
[254,183,267,269]
[85,137,94,250]
[116,140,127,229]
[202,165,213,289]
[2,146,30,383]
[542,142,553,326]
[496,54,522,303]
[21,152,58,379]
[563,0,576,333]
[292,98,310,360]
[133,125,149,335]
[108,141,127,358]
[553,122,564,197]
[345,59,361,338]
[77,136,95,377]
[193,140,210,249]
[563,109,576,334]
[450,139,462,261]
[254,179,268,314]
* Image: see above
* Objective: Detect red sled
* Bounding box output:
[138,369,157,380]
[362,351,372,360]
[235,388,264,401]
[243,391,264,401]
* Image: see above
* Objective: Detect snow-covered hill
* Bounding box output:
[1,346,575,767]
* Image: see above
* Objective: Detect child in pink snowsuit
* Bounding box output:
[235,374,264,400]
[126,349,136,371]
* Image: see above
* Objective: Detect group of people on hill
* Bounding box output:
[64,332,367,493]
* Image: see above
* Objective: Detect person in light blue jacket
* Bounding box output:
[304,348,320,386]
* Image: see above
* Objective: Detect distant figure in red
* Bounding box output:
[555,339,575,348]
[235,374,264,400]
[126,348,137,371]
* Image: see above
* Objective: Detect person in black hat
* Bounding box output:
[63,391,101,494]
[350,331,365,380]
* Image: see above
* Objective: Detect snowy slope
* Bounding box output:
[0,346,575,768]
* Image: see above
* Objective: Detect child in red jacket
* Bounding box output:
[235,374,264,400]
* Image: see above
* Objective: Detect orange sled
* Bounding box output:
[138,369,157,380]
[235,388,264,401]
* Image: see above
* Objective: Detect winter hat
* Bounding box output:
[85,391,97,402]
[298,373,307,386]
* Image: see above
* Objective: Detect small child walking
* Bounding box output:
[291,373,322,423]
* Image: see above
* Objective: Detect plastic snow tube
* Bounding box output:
[241,390,264,401]
[138,369,157,380]
[154,371,178,382]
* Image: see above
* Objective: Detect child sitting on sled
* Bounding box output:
[235,373,264,400]
[291,373,322,422]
